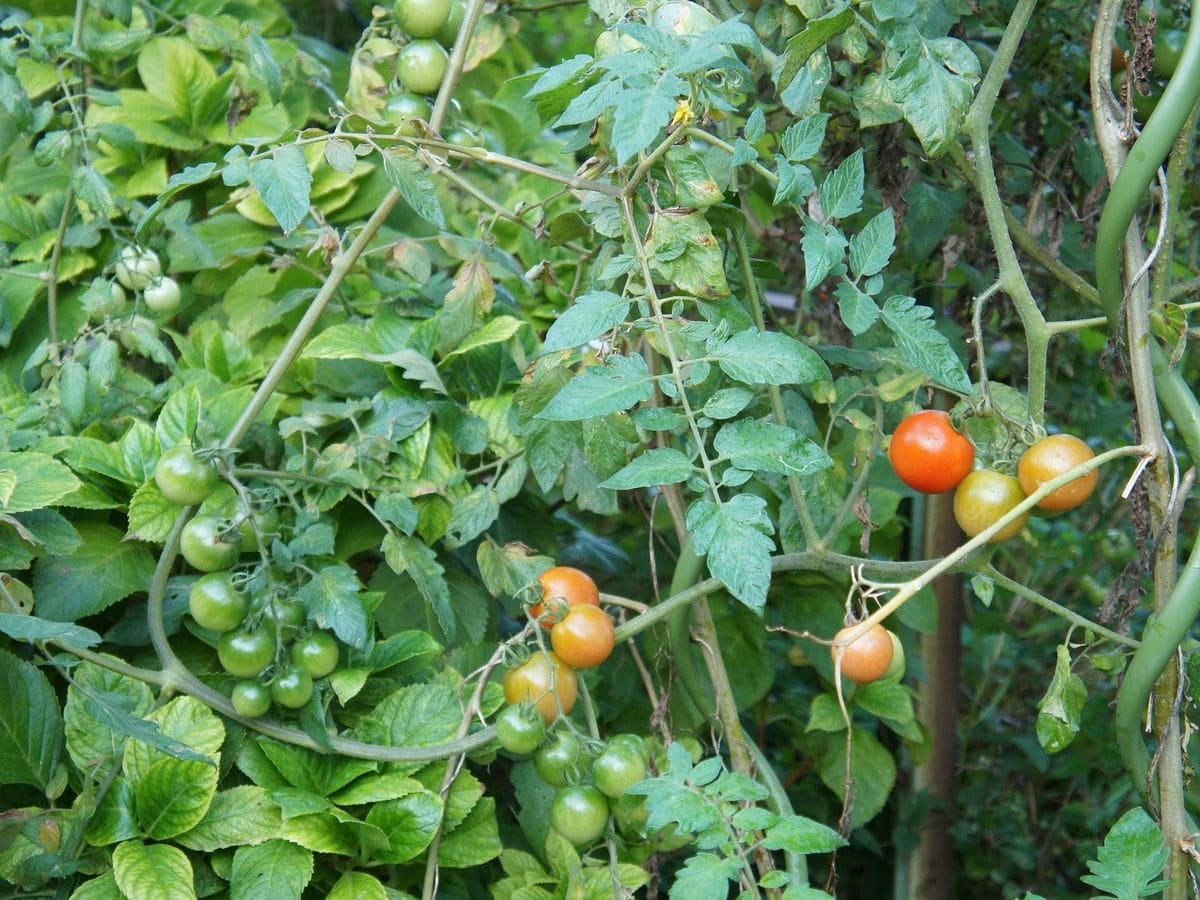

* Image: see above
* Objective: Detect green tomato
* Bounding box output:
[445,127,482,148]
[550,785,609,846]
[495,705,546,755]
[144,276,181,314]
[231,680,272,717]
[189,572,248,633]
[89,281,127,321]
[436,0,464,46]
[290,631,339,679]
[115,246,161,290]
[592,744,648,799]
[381,92,431,136]
[155,445,218,506]
[234,506,280,553]
[884,630,906,680]
[217,629,275,678]
[395,0,450,38]
[534,731,587,787]
[270,666,314,709]
[180,516,242,572]
[397,39,448,95]
[608,733,649,762]
[262,599,306,643]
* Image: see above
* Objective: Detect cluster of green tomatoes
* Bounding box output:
[155,446,341,717]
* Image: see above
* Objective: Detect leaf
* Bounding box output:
[848,209,896,279]
[439,259,496,355]
[0,647,63,791]
[176,786,284,852]
[328,872,387,900]
[381,149,445,229]
[813,726,896,828]
[63,663,154,770]
[611,74,688,164]
[1035,644,1087,754]
[713,421,833,478]
[249,144,312,235]
[443,486,500,550]
[537,354,654,421]
[686,495,775,612]
[122,696,223,787]
[668,853,741,900]
[886,27,980,158]
[137,162,217,239]
[0,452,82,513]
[782,113,830,162]
[125,480,181,543]
[542,291,630,354]
[438,795,503,867]
[0,613,101,648]
[32,522,156,621]
[711,330,831,386]
[762,814,846,854]
[802,218,847,290]
[880,295,973,393]
[775,3,854,91]
[364,791,444,862]
[136,755,218,839]
[601,448,694,489]
[356,683,463,758]
[834,280,881,336]
[230,839,314,900]
[1080,807,1170,899]
[297,564,369,650]
[818,149,864,219]
[381,534,455,643]
[442,315,524,361]
[646,211,730,298]
[112,841,194,900]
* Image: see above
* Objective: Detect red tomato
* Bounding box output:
[530,566,600,627]
[889,410,975,494]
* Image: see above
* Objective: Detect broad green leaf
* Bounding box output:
[87,777,140,846]
[154,386,201,451]
[813,726,896,828]
[381,149,445,229]
[537,354,654,421]
[1080,807,1170,899]
[356,683,463,757]
[381,534,455,643]
[442,315,524,361]
[278,811,358,856]
[879,295,973,393]
[438,796,503,868]
[0,647,63,791]
[136,162,216,239]
[112,841,194,900]
[256,740,375,796]
[64,662,153,770]
[611,75,687,164]
[136,756,218,839]
[834,281,880,335]
[297,564,369,649]
[781,113,830,162]
[713,421,833,478]
[330,773,424,805]
[32,522,156,621]
[0,613,101,649]
[328,872,387,900]
[0,452,81,513]
[886,27,980,158]
[542,291,630,354]
[125,480,180,543]
[711,331,830,386]
[775,3,854,91]
[249,144,312,235]
[818,149,864,219]
[801,218,847,290]
[1035,644,1087,754]
[364,790,444,863]
[230,839,314,900]
[68,872,122,900]
[601,448,694,489]
[176,786,284,852]
[646,211,730,298]
[669,853,740,900]
[848,210,896,278]
[687,495,775,611]
[123,696,223,787]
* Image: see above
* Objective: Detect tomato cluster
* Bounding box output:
[115,246,181,316]
[889,411,1098,542]
[390,0,464,99]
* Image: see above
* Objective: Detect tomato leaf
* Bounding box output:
[686,495,774,612]
[249,144,312,235]
[0,647,64,791]
[1035,644,1086,754]
[879,295,973,393]
[1079,807,1170,899]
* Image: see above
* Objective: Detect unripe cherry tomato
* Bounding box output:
[550,784,609,846]
[180,515,242,572]
[502,651,578,723]
[889,410,975,494]
[436,0,464,45]
[381,92,431,136]
[551,604,615,669]
[495,705,546,755]
[953,469,1028,542]
[155,445,218,506]
[397,40,448,95]
[115,246,161,290]
[144,276,181,314]
[592,743,648,799]
[189,572,248,633]
[534,730,587,787]
[1017,434,1097,513]
[290,631,339,678]
[832,623,895,685]
[218,628,275,678]
[270,666,314,709]
[530,566,600,627]
[231,680,272,717]
[395,0,451,38]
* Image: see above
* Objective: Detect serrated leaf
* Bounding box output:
[880,295,973,393]
[176,786,283,852]
[781,113,830,162]
[669,853,740,900]
[848,209,896,279]
[601,448,694,489]
[32,522,156,621]
[249,144,311,235]
[834,280,880,335]
[813,726,895,828]
[686,495,775,611]
[762,814,846,854]
[886,28,980,158]
[537,354,654,420]
[802,218,847,290]
[0,452,82,513]
[1080,807,1170,899]
[112,841,194,900]
[136,755,218,839]
[818,149,864,219]
[381,534,455,643]
[381,149,445,229]
[125,480,180,543]
[711,330,830,386]
[713,420,833,478]
[0,647,63,791]
[230,839,314,900]
[364,791,444,862]
[297,564,369,649]
[542,291,630,354]
[0,613,101,648]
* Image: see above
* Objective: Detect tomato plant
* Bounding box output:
[270,666,315,709]
[180,515,242,572]
[530,566,600,627]
[953,470,1029,542]
[290,631,339,678]
[550,604,615,669]
[494,705,546,755]
[550,785,609,846]
[832,624,896,685]
[592,743,648,799]
[889,410,975,494]
[502,651,578,723]
[154,445,218,506]
[1017,434,1098,512]
[396,40,448,95]
[217,629,276,679]
[188,572,247,633]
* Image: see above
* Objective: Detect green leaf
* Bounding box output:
[328,872,387,900]
[775,3,854,91]
[879,295,973,393]
[611,74,687,164]
[782,114,830,162]
[848,210,896,279]
[1035,644,1087,754]
[687,495,775,612]
[818,149,864,219]
[112,841,194,900]
[444,486,500,550]
[438,796,503,867]
[137,163,217,239]
[381,149,445,229]
[87,777,140,847]
[801,219,847,290]
[537,354,654,420]
[0,647,63,791]
[0,613,101,649]
[229,839,314,900]
[813,726,895,828]
[542,291,630,354]
[364,790,444,863]
[64,663,154,770]
[297,564,369,649]
[442,315,524,361]
[356,684,463,758]
[123,696,223,788]
[834,281,880,336]
[713,421,833,478]
[125,480,180,543]
[1079,807,1170,899]
[601,448,694,489]
[744,107,766,143]
[646,211,730,298]
[0,452,82,513]
[669,853,741,900]
[32,522,156,621]
[176,786,284,852]
[711,330,831,386]
[886,27,980,158]
[136,756,218,839]
[381,534,455,643]
[249,144,312,235]
[70,872,123,899]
